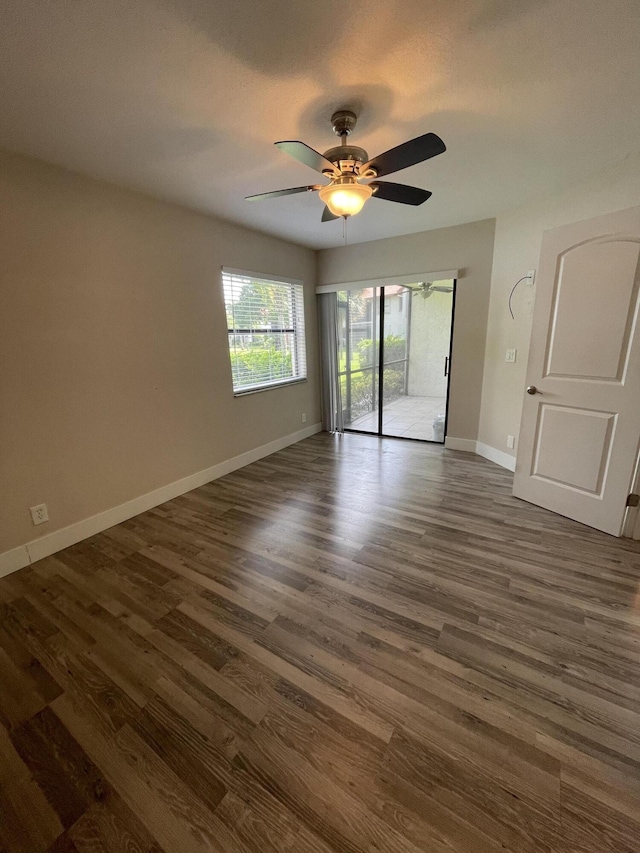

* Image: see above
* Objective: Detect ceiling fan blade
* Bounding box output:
[370,181,432,206]
[362,133,446,178]
[321,205,339,222]
[432,286,453,292]
[275,141,338,175]
[245,185,318,201]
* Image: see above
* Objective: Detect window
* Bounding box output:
[223,268,307,394]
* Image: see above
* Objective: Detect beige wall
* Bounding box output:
[318,219,496,443]
[478,151,640,460]
[0,149,319,555]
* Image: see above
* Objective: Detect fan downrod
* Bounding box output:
[323,109,368,171]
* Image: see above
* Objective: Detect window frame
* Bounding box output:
[222,267,307,396]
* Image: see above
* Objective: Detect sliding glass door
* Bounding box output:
[337,280,455,443]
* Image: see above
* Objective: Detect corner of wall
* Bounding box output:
[475,441,516,472]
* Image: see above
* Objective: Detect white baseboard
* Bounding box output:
[444,436,477,452]
[0,545,31,578]
[445,436,517,472]
[0,422,323,579]
[476,441,516,472]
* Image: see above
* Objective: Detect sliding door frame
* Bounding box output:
[442,278,458,446]
[377,286,385,435]
[320,271,458,444]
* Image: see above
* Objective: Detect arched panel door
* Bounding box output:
[514,206,640,536]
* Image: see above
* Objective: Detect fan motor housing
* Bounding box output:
[322,145,369,173]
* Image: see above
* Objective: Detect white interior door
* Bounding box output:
[514,206,640,536]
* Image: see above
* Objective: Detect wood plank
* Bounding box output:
[53,695,241,853]
[10,705,111,830]
[0,725,63,852]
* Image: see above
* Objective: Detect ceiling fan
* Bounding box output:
[413,282,454,299]
[246,110,446,221]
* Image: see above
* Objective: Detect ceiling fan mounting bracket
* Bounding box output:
[331,109,357,138]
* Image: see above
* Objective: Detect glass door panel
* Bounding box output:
[392,279,454,442]
[338,287,380,433]
[381,287,411,438]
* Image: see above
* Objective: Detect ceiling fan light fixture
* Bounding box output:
[247,113,445,224]
[318,179,373,217]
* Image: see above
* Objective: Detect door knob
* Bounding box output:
[526,385,541,395]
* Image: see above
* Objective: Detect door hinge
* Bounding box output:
[626,493,640,507]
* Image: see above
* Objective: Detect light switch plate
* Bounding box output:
[505,349,517,363]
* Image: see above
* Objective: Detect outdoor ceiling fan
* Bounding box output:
[413,282,454,299]
[246,110,446,221]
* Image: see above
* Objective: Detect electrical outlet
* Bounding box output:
[507,435,516,450]
[30,503,49,525]
[505,349,517,363]
[301,413,307,424]
[527,269,536,285]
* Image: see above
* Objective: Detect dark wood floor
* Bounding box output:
[2,433,640,853]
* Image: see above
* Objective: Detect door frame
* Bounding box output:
[622,447,640,538]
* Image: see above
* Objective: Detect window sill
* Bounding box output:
[233,378,307,397]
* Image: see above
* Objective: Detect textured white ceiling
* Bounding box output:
[1,0,639,249]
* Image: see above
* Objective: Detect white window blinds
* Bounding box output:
[222,269,307,394]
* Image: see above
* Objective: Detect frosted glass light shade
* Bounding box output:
[319,181,373,217]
